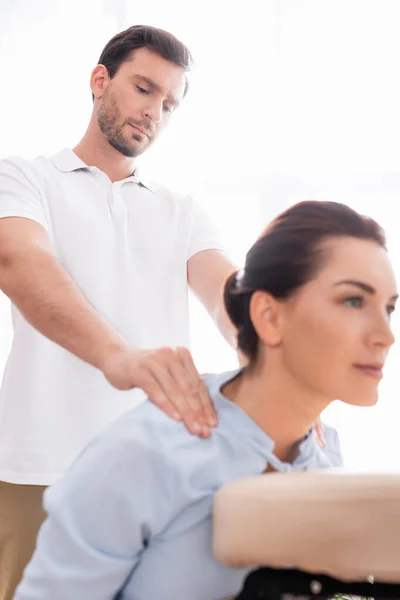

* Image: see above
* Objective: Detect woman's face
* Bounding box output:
[279,237,398,407]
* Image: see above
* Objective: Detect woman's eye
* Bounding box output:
[344,296,364,308]
[163,104,172,114]
[136,86,149,94]
[387,304,396,316]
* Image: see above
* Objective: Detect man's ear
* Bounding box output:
[249,290,283,347]
[90,64,110,100]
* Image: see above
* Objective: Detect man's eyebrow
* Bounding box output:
[333,279,398,301]
[133,74,180,107]
[134,74,161,92]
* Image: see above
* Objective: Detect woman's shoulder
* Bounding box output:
[89,376,226,460]
[69,370,242,487]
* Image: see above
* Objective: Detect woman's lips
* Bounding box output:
[353,363,384,380]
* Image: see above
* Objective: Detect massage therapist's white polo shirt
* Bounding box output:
[0,149,224,485]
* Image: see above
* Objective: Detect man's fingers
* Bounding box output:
[177,348,217,427]
[136,373,182,422]
[105,346,216,437]
[314,418,326,449]
[141,352,211,437]
[165,356,212,436]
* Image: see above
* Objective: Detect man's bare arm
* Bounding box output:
[0,218,127,369]
[187,248,240,351]
[0,217,216,435]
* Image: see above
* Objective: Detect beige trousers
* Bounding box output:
[0,482,47,600]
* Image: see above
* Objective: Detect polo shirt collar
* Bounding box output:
[50,148,155,192]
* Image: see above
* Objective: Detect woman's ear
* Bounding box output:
[249,290,283,347]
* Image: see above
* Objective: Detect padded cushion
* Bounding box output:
[213,470,400,583]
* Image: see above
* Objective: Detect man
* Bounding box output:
[0,25,237,600]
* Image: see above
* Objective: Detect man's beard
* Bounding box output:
[97,93,149,158]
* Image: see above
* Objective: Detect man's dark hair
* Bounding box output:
[93,24,192,100]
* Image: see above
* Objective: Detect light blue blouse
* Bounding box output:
[15,370,342,600]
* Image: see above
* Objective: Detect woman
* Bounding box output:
[14,201,397,600]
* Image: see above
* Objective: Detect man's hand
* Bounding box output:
[314,417,326,449]
[101,346,217,437]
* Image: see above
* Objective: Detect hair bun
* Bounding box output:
[223,271,247,329]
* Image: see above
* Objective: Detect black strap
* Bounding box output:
[236,567,400,599]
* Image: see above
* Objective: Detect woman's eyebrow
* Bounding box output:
[333,280,398,301]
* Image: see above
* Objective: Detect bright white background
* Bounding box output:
[1,0,400,469]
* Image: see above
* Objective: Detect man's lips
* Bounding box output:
[129,123,150,138]
[353,363,384,380]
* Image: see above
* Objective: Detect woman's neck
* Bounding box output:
[223,360,330,462]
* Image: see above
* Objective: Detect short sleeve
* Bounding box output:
[187,198,226,260]
[0,158,48,230]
